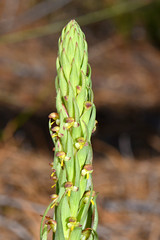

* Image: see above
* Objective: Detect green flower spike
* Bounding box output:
[40,19,98,240]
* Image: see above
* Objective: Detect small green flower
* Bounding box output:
[48,112,60,127]
[51,126,64,138]
[50,194,59,208]
[45,219,57,233]
[67,217,80,231]
[81,228,92,240]
[75,137,87,150]
[56,151,71,167]
[83,190,96,205]
[81,164,93,179]
[64,181,79,197]
[50,169,57,188]
[64,117,79,129]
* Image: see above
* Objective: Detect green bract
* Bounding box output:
[40,19,98,240]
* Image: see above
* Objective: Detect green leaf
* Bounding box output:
[74,43,82,71]
[70,190,80,217]
[86,64,92,87]
[55,76,59,91]
[70,227,82,240]
[70,59,79,89]
[58,168,66,200]
[63,22,70,37]
[58,37,63,56]
[72,125,81,142]
[66,36,74,63]
[56,57,60,70]
[92,196,98,232]
[62,33,70,55]
[84,39,88,53]
[65,131,74,182]
[67,82,74,117]
[87,104,96,139]
[61,195,71,239]
[75,152,81,187]
[85,145,93,165]
[69,24,78,44]
[61,103,69,118]
[42,224,48,240]
[78,37,85,63]
[77,195,85,218]
[79,177,87,199]
[69,153,81,216]
[77,145,88,169]
[89,230,99,240]
[55,199,65,240]
[81,51,88,75]
[85,204,92,229]
[88,87,94,103]
[61,49,71,80]
[59,109,67,151]
[58,67,68,97]
[80,107,92,134]
[56,89,63,113]
[40,202,53,240]
[81,119,89,141]
[78,187,93,227]
[76,72,87,116]
[72,98,81,140]
[73,98,80,122]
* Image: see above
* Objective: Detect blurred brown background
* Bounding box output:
[1,0,160,239]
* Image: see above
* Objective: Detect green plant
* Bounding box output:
[40,19,98,240]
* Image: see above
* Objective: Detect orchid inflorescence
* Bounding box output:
[40,20,98,240]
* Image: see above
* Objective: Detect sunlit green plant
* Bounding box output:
[40,19,98,240]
